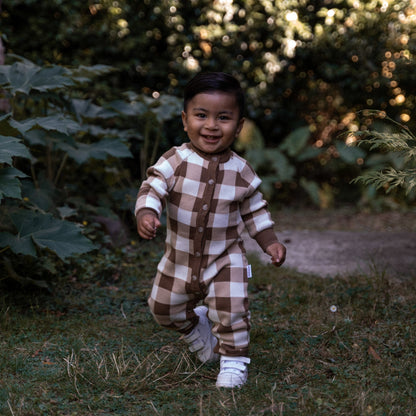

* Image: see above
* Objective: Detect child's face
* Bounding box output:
[182,91,245,154]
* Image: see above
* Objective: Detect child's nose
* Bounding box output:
[205,117,218,129]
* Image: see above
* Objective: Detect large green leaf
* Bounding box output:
[108,99,146,117]
[1,211,96,260]
[0,136,31,164]
[0,61,73,95]
[62,138,133,164]
[10,115,82,135]
[71,99,118,119]
[23,130,78,154]
[151,95,183,122]
[68,64,115,83]
[0,231,36,256]
[0,167,28,201]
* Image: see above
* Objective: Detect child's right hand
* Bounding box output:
[137,213,161,240]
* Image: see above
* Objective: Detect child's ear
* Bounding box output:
[235,117,245,137]
[181,111,188,131]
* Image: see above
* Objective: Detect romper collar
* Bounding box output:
[186,142,232,163]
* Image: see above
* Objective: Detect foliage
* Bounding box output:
[1,239,416,415]
[3,0,416,134]
[0,56,181,286]
[3,0,416,207]
[241,125,366,208]
[350,110,416,196]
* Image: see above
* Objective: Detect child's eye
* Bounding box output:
[218,115,231,121]
[196,113,207,118]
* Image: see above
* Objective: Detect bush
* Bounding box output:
[0,56,181,286]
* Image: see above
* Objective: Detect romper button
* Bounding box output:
[208,179,215,185]
[212,156,218,161]
[192,275,197,281]
[195,251,201,257]
[202,204,208,210]
[198,227,204,233]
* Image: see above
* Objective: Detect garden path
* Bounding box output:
[244,211,416,279]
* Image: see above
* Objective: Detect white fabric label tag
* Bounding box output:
[247,264,252,278]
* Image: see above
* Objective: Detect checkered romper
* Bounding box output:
[135,143,278,357]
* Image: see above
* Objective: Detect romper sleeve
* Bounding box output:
[134,149,177,218]
[239,161,279,252]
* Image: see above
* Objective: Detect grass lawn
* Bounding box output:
[1,235,416,415]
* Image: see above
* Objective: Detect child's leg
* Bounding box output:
[147,271,219,363]
[204,266,250,358]
[148,271,199,334]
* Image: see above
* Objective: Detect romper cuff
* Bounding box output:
[254,228,279,253]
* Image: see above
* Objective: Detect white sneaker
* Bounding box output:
[183,306,219,363]
[216,356,250,388]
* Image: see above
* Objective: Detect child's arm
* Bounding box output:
[266,241,286,267]
[136,209,161,240]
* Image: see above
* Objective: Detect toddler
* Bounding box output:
[135,72,286,388]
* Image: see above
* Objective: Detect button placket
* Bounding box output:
[190,157,219,287]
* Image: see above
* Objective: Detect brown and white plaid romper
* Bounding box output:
[135,143,278,357]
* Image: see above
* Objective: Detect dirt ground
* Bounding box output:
[244,208,416,279]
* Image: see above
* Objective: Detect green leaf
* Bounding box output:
[300,177,321,207]
[68,64,115,83]
[335,141,366,164]
[279,126,311,157]
[295,146,323,162]
[10,115,82,135]
[0,167,28,201]
[0,231,36,256]
[246,148,295,183]
[108,99,147,116]
[57,205,77,219]
[0,136,31,164]
[62,138,132,164]
[21,180,56,212]
[71,99,118,119]
[151,95,183,122]
[8,211,95,260]
[0,113,20,136]
[0,62,73,95]
[268,149,296,182]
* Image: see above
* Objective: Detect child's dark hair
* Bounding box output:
[183,72,245,118]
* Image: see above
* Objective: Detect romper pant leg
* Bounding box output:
[204,266,250,357]
[148,271,199,334]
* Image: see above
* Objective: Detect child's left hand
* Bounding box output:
[266,242,286,267]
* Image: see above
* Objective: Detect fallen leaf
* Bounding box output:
[368,345,382,361]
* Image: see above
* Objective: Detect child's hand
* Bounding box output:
[137,213,161,240]
[266,242,286,267]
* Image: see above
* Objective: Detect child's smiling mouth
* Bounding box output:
[203,135,221,142]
